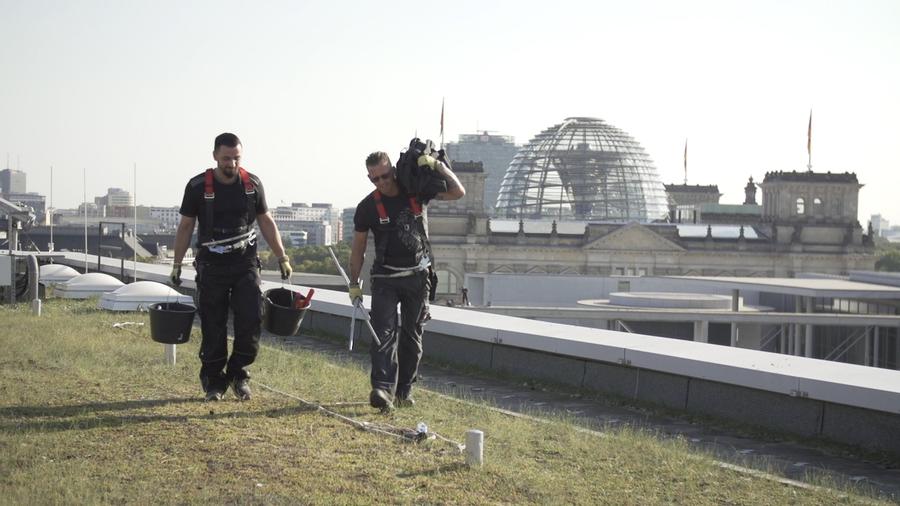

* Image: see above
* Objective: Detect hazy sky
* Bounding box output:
[2,0,898,224]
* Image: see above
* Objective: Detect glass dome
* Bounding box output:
[495,117,668,222]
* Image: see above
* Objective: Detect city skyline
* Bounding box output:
[1,0,898,224]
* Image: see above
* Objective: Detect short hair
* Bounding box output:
[214,133,241,152]
[365,151,391,168]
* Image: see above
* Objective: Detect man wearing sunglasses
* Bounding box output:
[349,150,465,410]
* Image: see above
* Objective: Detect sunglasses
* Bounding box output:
[369,172,392,183]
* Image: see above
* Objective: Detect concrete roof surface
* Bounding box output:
[665,276,900,299]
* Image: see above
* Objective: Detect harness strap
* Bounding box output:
[200,229,257,247]
[239,168,257,230]
[372,190,427,269]
[204,230,257,254]
[200,167,257,246]
[203,169,215,242]
[373,190,421,224]
[239,167,254,194]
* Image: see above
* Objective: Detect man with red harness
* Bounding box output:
[171,133,292,402]
[349,150,465,410]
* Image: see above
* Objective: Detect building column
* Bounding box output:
[693,320,709,343]
[804,296,814,358]
[785,324,792,355]
[730,290,740,347]
[873,326,880,368]
[864,326,871,366]
[779,324,787,354]
[896,324,900,370]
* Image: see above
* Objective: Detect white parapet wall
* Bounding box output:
[57,252,900,456]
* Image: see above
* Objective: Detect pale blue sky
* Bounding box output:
[2,0,898,223]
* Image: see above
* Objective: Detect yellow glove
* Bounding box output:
[278,255,292,280]
[348,283,363,304]
[169,263,182,287]
[417,154,439,170]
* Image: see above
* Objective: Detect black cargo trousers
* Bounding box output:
[194,259,262,393]
[369,270,431,398]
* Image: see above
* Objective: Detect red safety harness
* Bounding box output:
[200,168,257,245]
[373,190,421,225]
[204,167,255,199]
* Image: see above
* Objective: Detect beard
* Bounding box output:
[220,165,238,178]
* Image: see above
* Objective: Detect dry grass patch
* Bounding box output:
[0,300,885,505]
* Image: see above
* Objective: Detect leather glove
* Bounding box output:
[278,255,292,280]
[348,283,363,304]
[170,263,182,287]
[417,154,440,170]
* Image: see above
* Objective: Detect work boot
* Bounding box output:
[369,388,394,411]
[231,378,252,401]
[204,387,225,402]
[395,388,415,408]
[395,394,416,408]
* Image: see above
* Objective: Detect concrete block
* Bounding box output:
[687,378,823,437]
[582,361,639,399]
[490,345,587,387]
[423,332,494,370]
[821,402,900,457]
[634,369,690,410]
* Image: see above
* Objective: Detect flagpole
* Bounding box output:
[440,97,445,149]
[133,162,137,281]
[49,165,54,252]
[83,167,88,272]
[683,138,688,185]
[807,109,812,171]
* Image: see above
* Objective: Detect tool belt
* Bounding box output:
[371,256,431,279]
[201,229,257,254]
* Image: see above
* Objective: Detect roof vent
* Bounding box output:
[99,281,194,311]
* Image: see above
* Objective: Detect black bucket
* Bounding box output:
[262,288,311,336]
[149,302,196,344]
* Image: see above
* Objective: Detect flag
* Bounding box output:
[440,97,445,137]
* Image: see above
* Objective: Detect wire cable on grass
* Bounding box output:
[110,323,463,451]
[255,382,462,450]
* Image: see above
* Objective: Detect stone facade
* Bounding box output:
[426,170,877,299]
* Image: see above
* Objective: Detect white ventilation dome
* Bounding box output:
[99,281,194,311]
[39,264,81,284]
[56,272,125,299]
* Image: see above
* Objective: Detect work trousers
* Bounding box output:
[195,260,261,392]
[369,271,430,397]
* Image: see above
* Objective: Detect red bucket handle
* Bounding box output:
[293,288,315,309]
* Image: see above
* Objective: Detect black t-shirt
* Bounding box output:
[179,169,268,264]
[354,191,435,273]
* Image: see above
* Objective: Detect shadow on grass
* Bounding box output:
[0,397,200,417]
[0,398,318,433]
[396,462,468,478]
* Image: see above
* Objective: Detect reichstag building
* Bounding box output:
[422,117,876,298]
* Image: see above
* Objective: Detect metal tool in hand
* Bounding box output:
[327,247,380,350]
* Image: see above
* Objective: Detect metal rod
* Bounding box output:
[327,246,381,348]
